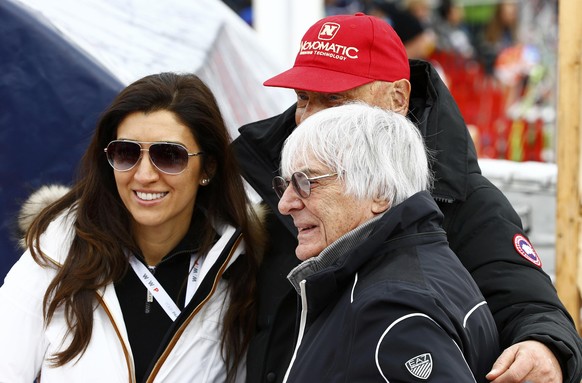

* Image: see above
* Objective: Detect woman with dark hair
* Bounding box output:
[0,72,264,382]
[479,0,519,75]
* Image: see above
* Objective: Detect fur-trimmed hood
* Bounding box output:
[18,184,70,248]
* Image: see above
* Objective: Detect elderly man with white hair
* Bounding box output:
[272,103,500,383]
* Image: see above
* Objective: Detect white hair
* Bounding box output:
[280,103,432,207]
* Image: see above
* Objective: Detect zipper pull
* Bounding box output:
[145,265,156,314]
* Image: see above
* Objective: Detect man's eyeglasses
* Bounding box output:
[104,140,204,175]
[272,171,338,199]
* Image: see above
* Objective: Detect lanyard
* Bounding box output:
[185,253,206,305]
[127,224,241,321]
[128,253,203,321]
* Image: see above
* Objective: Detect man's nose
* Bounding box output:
[298,102,327,124]
[278,183,304,215]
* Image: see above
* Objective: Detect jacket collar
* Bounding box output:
[408,59,481,202]
[287,213,383,294]
[305,191,442,283]
[296,191,445,319]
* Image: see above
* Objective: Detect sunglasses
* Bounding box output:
[272,171,338,199]
[104,140,204,175]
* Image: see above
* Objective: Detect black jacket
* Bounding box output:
[233,59,582,383]
[284,191,499,383]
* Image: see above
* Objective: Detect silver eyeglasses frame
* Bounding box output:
[272,171,338,199]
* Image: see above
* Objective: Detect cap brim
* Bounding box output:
[263,66,375,93]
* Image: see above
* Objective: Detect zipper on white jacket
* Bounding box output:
[282,279,308,383]
[145,232,244,382]
[96,293,137,383]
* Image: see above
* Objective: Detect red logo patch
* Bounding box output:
[513,234,542,267]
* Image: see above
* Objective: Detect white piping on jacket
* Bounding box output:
[282,280,308,383]
[463,301,488,328]
[374,312,476,383]
[350,273,359,303]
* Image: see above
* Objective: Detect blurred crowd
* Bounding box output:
[223,0,559,162]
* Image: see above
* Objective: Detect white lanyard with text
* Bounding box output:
[127,225,240,321]
[128,253,204,321]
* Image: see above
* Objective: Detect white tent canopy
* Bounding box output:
[15,0,295,137]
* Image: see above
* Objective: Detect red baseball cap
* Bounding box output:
[264,13,410,93]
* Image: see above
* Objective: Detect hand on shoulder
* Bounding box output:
[486,340,562,383]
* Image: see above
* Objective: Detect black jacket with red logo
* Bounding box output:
[233,59,582,383]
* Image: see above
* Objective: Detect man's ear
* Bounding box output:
[372,198,390,214]
[391,79,411,116]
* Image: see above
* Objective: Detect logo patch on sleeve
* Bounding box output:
[405,353,432,380]
[513,234,542,267]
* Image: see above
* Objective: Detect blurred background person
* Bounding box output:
[478,0,519,76]
[432,0,475,60]
[369,0,437,60]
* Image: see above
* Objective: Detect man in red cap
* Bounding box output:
[233,13,582,383]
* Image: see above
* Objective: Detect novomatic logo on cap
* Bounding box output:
[263,13,410,93]
[318,22,340,40]
[299,20,359,60]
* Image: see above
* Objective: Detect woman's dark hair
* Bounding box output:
[438,0,452,20]
[483,2,518,45]
[25,72,263,381]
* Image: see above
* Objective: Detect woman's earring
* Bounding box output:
[201,178,210,186]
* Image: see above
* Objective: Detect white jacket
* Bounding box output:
[0,211,246,383]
